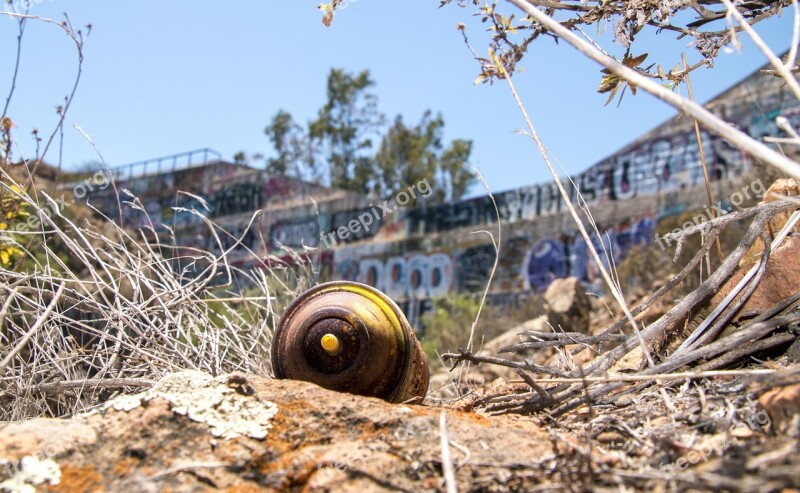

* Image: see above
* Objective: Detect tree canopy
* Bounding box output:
[256,68,475,205]
[375,112,474,203]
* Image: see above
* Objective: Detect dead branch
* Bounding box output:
[1,377,155,397]
[444,199,800,416]
[506,0,800,180]
[578,201,796,378]
[554,311,800,416]
[498,331,627,352]
[443,349,571,378]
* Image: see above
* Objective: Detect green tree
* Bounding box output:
[264,110,316,179]
[375,112,439,200]
[375,111,475,204]
[308,69,384,193]
[233,151,247,165]
[262,68,475,203]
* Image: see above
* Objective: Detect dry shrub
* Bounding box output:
[0,165,309,420]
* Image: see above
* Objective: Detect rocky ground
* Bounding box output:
[1,365,798,492]
[0,371,555,492]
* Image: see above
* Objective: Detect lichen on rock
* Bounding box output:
[0,456,61,493]
[103,370,278,440]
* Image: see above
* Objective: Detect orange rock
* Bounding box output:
[742,177,800,266]
[713,178,800,314]
[759,384,800,436]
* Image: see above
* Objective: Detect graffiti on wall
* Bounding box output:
[455,245,496,293]
[210,182,263,218]
[270,218,320,249]
[325,207,384,245]
[337,253,454,301]
[400,128,749,237]
[524,215,656,290]
[74,65,800,325]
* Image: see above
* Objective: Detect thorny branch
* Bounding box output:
[439,0,792,86]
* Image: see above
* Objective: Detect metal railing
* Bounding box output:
[106,148,224,181]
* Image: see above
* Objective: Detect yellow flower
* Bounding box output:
[0,245,22,266]
[1,248,11,265]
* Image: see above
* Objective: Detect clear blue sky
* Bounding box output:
[0,1,794,195]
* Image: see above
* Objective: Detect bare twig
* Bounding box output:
[499,331,627,352]
[510,368,779,385]
[720,0,800,101]
[677,210,800,353]
[682,52,723,262]
[492,40,660,385]
[439,411,458,493]
[553,311,800,415]
[1,7,28,122]
[789,0,800,70]
[2,377,155,397]
[0,282,64,375]
[0,12,89,181]
[443,349,570,377]
[694,332,797,372]
[466,170,501,352]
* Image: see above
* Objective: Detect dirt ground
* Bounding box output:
[0,366,798,492]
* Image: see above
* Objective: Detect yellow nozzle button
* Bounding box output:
[321,333,343,356]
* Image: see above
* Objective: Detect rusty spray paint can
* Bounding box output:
[271,281,429,403]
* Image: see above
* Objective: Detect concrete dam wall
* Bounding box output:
[74,59,800,328]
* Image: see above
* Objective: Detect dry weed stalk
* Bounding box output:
[0,11,311,420]
[0,11,88,184]
[0,169,298,420]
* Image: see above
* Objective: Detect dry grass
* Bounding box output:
[0,165,310,420]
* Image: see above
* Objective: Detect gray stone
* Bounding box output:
[544,277,592,333]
